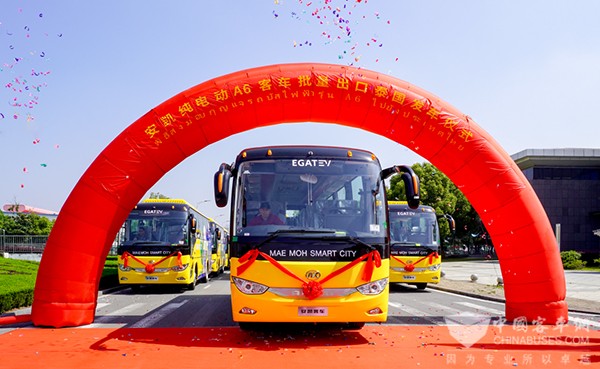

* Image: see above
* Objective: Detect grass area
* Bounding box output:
[0,258,38,314]
[0,258,39,292]
[0,255,120,314]
[99,255,119,289]
[581,266,600,272]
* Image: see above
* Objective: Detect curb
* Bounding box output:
[428,283,599,316]
[98,285,127,296]
[427,283,506,304]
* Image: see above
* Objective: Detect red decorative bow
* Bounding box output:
[237,249,382,300]
[121,251,183,274]
[391,251,439,272]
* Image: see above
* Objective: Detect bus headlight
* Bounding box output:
[118,264,131,272]
[171,263,189,272]
[356,278,388,295]
[428,264,441,271]
[232,277,269,295]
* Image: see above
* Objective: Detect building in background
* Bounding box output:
[1,204,59,221]
[512,148,600,257]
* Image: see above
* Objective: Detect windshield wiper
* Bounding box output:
[320,235,377,252]
[130,241,165,246]
[390,241,417,246]
[252,229,337,250]
[391,242,437,254]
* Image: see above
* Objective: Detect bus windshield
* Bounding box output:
[122,209,188,246]
[389,207,440,250]
[234,157,386,238]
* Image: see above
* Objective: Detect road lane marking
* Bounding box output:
[95,303,111,311]
[426,301,464,315]
[388,301,439,325]
[455,301,503,315]
[129,300,189,328]
[81,303,147,328]
[106,302,146,316]
[569,316,600,329]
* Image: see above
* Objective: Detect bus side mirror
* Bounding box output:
[190,216,197,234]
[441,214,456,233]
[381,165,420,209]
[214,163,232,208]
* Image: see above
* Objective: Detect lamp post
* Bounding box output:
[195,200,210,209]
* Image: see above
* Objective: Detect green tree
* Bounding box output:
[0,212,54,235]
[560,250,586,270]
[388,163,456,239]
[148,192,170,199]
[0,213,8,233]
[386,162,489,255]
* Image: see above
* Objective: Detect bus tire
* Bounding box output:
[200,261,210,283]
[416,283,428,290]
[238,322,260,331]
[188,268,197,290]
[345,322,365,330]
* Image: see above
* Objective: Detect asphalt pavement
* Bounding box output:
[437,259,600,314]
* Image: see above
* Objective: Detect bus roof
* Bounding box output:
[388,201,435,213]
[141,199,228,230]
[142,198,190,205]
[235,145,379,165]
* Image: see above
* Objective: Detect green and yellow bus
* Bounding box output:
[209,219,229,275]
[214,146,420,329]
[388,201,454,289]
[117,199,212,290]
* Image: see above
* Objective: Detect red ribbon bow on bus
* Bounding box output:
[391,251,439,272]
[237,249,382,300]
[121,251,183,273]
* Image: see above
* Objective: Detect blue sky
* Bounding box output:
[1,1,599,224]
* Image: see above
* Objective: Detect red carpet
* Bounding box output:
[1,325,598,368]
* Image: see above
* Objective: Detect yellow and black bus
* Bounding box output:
[388,201,454,289]
[214,146,420,329]
[209,219,229,275]
[117,199,212,290]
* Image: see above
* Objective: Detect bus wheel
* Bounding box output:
[188,268,197,290]
[238,322,260,331]
[416,283,428,290]
[200,261,210,283]
[345,322,365,330]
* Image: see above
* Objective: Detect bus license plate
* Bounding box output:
[145,276,159,281]
[298,307,328,317]
[403,275,416,280]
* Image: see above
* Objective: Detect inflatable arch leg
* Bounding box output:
[32,63,567,327]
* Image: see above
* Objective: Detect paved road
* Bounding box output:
[3,269,599,335]
[2,263,599,369]
[440,260,600,303]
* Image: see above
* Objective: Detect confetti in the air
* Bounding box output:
[1,5,63,188]
[273,0,396,65]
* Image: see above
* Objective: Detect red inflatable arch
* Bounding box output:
[31,63,567,327]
